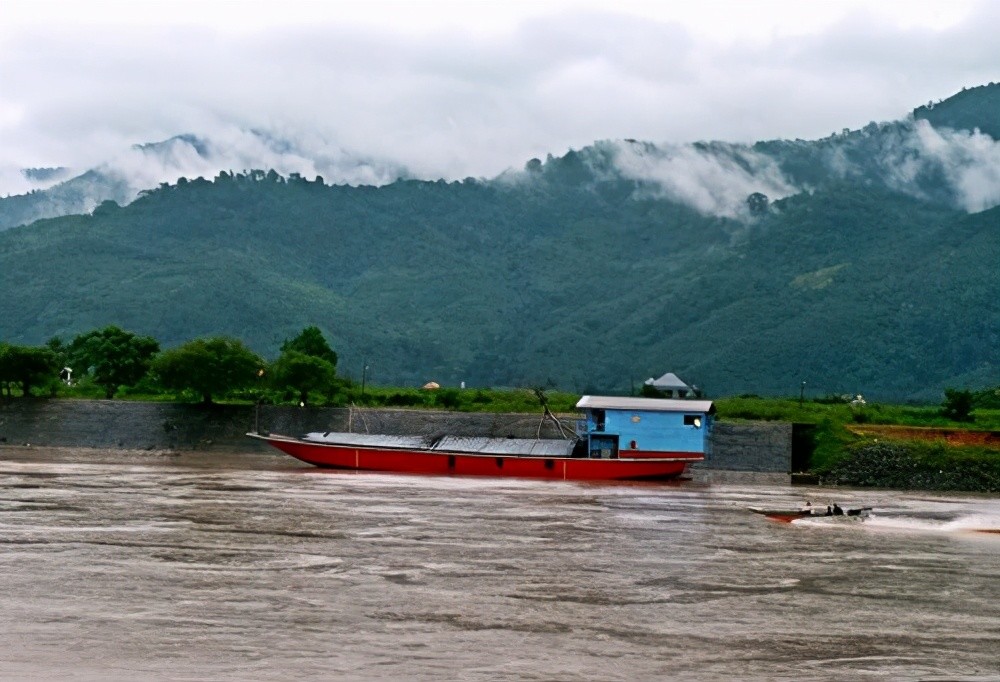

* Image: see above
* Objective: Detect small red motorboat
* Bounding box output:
[749,504,872,523]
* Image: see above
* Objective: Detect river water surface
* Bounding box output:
[1,447,998,681]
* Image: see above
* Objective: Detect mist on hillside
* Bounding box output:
[4,85,1000,230]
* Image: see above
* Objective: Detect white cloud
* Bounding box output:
[904,122,1000,212]
[0,0,998,197]
[608,141,797,218]
[605,118,1000,218]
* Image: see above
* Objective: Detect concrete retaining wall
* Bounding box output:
[698,421,792,472]
[0,400,792,472]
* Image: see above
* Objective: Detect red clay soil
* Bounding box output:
[847,425,1000,448]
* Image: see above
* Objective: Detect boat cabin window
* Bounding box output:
[589,435,618,459]
[683,414,703,428]
[592,409,605,432]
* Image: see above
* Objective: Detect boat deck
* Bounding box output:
[301,432,577,457]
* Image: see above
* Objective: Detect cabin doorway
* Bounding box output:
[589,435,619,459]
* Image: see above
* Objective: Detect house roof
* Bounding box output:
[576,395,714,414]
[643,372,690,389]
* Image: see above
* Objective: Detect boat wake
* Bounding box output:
[932,513,1000,536]
[795,512,1000,537]
[790,514,869,528]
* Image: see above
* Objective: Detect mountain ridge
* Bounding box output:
[1,85,998,400]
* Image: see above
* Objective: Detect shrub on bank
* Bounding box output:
[821,439,1000,493]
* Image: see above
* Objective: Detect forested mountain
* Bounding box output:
[0,132,405,232]
[914,82,1000,139]
[1,86,998,400]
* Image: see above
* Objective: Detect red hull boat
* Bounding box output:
[248,431,701,481]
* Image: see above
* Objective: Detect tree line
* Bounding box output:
[3,324,996,421]
[0,325,338,405]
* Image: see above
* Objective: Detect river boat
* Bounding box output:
[749,504,872,523]
[248,395,716,481]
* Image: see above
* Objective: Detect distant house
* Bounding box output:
[643,372,693,398]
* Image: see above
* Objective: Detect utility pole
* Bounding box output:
[361,359,369,397]
[800,381,806,406]
[254,368,265,433]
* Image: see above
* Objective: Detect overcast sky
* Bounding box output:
[2,0,998,194]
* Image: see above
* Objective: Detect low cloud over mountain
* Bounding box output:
[3,84,1000,232]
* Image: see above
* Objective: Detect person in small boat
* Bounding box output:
[832,504,844,516]
[825,505,833,516]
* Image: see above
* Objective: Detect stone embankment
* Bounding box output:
[0,400,796,473]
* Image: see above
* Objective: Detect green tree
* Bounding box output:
[746,192,769,215]
[0,342,59,397]
[269,350,336,406]
[973,386,1000,409]
[941,388,975,423]
[280,326,338,369]
[639,384,665,398]
[46,336,68,364]
[68,326,160,399]
[153,337,264,404]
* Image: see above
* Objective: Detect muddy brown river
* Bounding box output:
[1,447,998,680]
